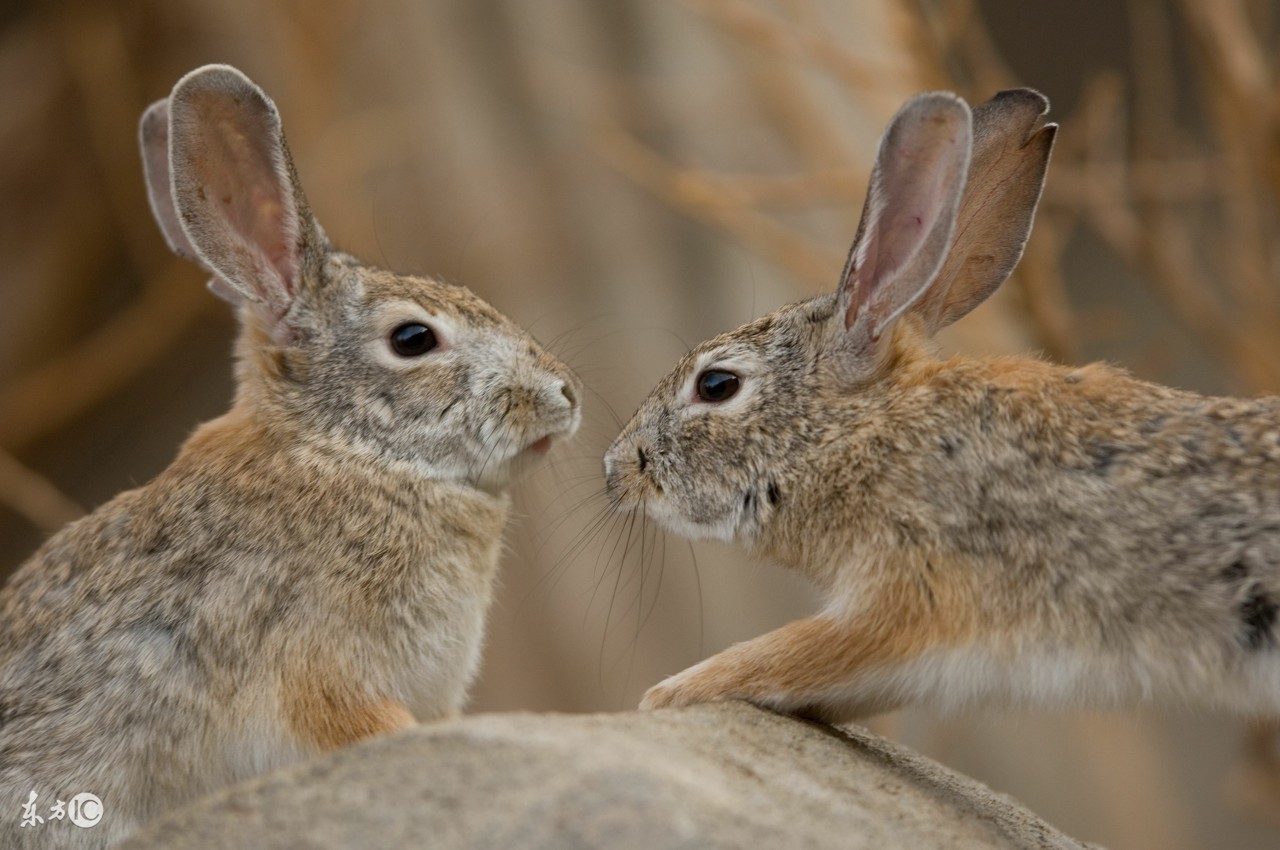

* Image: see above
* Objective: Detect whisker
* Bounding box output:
[582,509,632,633]
[621,506,650,692]
[603,507,656,680]
[581,383,625,430]
[530,498,618,596]
[688,539,705,658]
[527,486,611,547]
[589,505,635,627]
[623,509,663,695]
[597,507,640,684]
[638,526,668,636]
[518,499,625,626]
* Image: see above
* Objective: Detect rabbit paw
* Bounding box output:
[639,662,739,711]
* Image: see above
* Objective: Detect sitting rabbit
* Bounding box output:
[1,64,580,848]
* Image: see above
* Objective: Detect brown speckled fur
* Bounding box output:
[606,89,1280,725]
[0,65,580,849]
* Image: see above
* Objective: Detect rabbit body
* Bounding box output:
[2,399,504,846]
[605,89,1280,723]
[1,66,579,848]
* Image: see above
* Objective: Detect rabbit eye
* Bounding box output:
[696,369,741,403]
[389,322,438,357]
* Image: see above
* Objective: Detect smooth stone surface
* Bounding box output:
[122,702,1097,849]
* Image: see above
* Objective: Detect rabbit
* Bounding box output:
[603,87,1280,727]
[0,64,580,849]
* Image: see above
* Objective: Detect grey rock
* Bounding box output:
[121,702,1097,849]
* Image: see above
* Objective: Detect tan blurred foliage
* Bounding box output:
[2,1,1279,848]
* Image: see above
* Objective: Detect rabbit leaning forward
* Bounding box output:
[605,89,1280,726]
[0,65,580,848]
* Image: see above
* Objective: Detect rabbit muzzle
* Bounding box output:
[520,377,582,451]
[603,436,654,511]
[469,371,581,492]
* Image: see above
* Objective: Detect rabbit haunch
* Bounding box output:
[0,64,580,850]
[605,88,1280,722]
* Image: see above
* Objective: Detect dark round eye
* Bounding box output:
[389,323,438,357]
[696,369,741,403]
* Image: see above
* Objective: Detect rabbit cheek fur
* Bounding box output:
[0,65,580,847]
[607,89,1280,723]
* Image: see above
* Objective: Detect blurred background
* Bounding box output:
[2,0,1279,846]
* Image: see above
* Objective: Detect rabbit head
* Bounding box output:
[140,65,580,492]
[604,89,1055,546]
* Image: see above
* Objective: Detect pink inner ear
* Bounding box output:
[847,198,942,333]
[245,185,295,283]
[842,100,970,337]
[185,90,300,312]
[846,245,878,329]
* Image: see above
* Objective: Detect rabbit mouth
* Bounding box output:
[470,414,580,492]
[523,407,581,455]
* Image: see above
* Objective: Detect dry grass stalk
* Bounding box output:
[691,0,905,117]
[0,261,213,449]
[0,4,216,453]
[593,121,843,286]
[0,449,83,533]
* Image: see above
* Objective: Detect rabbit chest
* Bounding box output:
[223,434,512,720]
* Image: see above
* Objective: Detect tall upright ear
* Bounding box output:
[139,98,241,305]
[911,88,1057,333]
[166,64,326,339]
[838,92,972,344]
[140,98,198,262]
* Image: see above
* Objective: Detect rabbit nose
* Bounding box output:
[605,439,645,473]
[559,381,578,408]
[603,436,655,507]
[603,440,629,478]
[544,378,580,414]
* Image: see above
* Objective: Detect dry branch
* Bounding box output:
[0,449,83,533]
[593,121,843,286]
[0,261,213,449]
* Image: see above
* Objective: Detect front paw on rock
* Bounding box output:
[639,682,683,710]
[639,677,731,711]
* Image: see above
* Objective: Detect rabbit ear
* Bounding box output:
[911,88,1057,333]
[139,97,243,306]
[838,92,972,343]
[166,65,326,340]
[140,98,199,262]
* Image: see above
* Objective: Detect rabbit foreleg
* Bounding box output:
[639,614,924,722]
